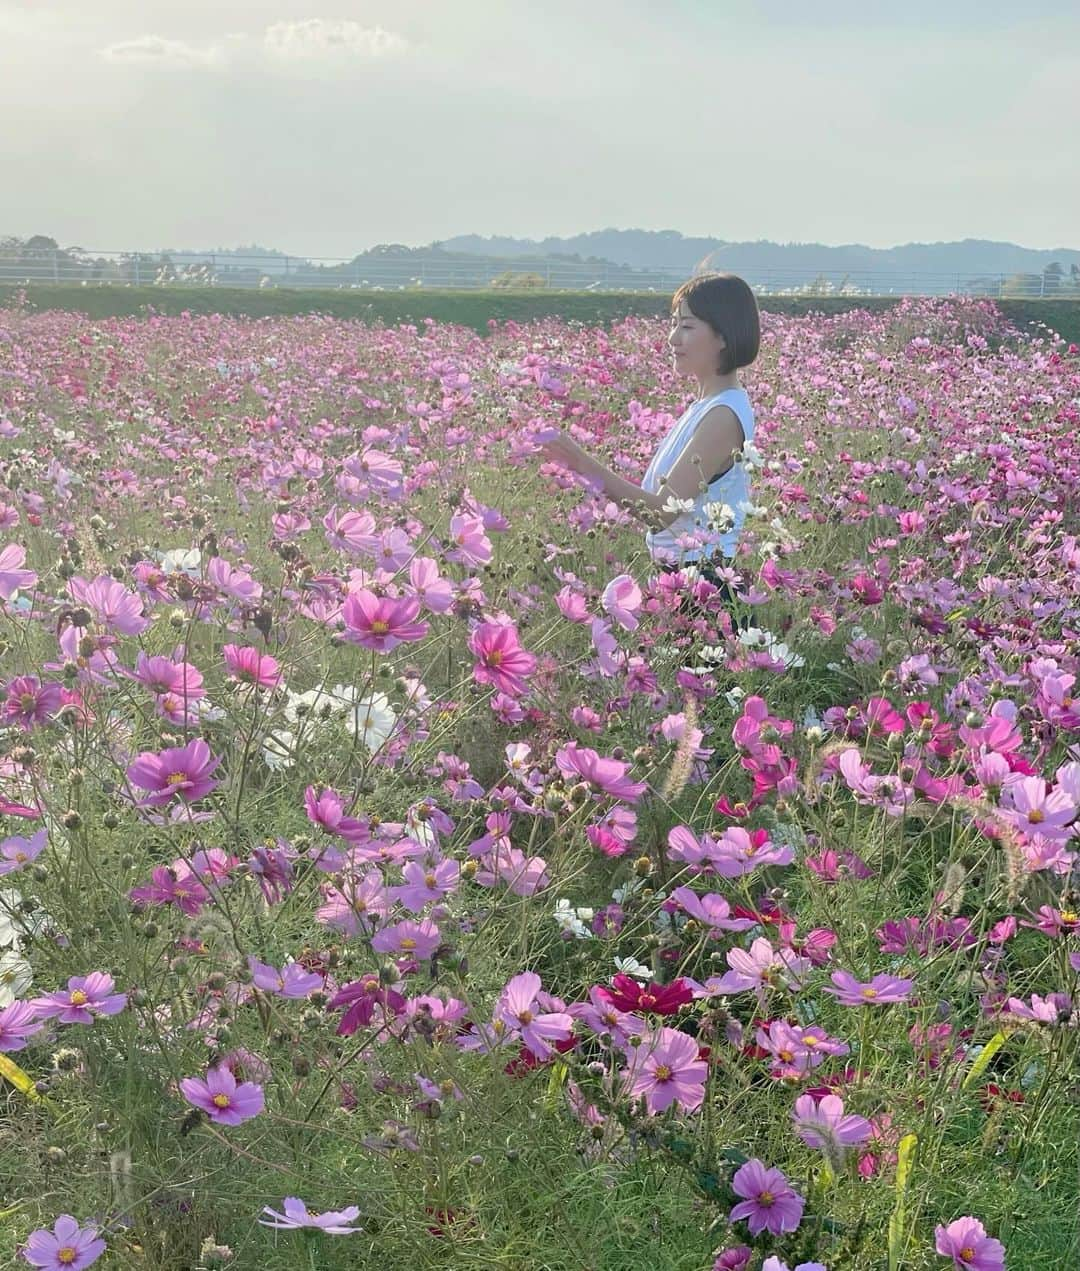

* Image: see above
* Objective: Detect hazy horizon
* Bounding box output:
[2,1,1076,258]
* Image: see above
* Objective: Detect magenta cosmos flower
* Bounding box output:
[623,1026,707,1114]
[180,1063,265,1125]
[2,676,64,731]
[21,1215,105,1270]
[370,918,442,961]
[31,972,127,1025]
[341,589,428,652]
[222,644,282,690]
[824,969,914,1006]
[934,1216,1005,1270]
[0,1000,45,1052]
[729,1158,805,1237]
[126,738,222,806]
[258,1197,362,1234]
[468,622,537,698]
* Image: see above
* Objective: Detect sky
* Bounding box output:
[2,0,1077,258]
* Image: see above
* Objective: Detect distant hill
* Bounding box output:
[4,231,1078,296]
[437,229,1080,279]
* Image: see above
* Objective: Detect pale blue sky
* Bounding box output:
[1,1,1076,256]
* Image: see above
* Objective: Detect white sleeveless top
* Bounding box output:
[642,387,755,564]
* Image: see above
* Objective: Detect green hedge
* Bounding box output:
[1,282,1078,345]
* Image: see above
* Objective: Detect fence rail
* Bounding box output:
[0,249,1077,299]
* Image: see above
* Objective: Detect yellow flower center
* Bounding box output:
[1060,910,1078,924]
[13,851,27,863]
[759,1190,775,1206]
[57,1248,78,1265]
[487,650,503,666]
[861,988,878,998]
[1028,809,1044,823]
[166,771,188,786]
[400,937,416,950]
[424,873,437,887]
[654,1063,672,1081]
[960,1249,975,1262]
[517,1009,534,1025]
[19,694,36,712]
[803,1035,818,1046]
[371,619,390,634]
[212,1093,231,1108]
[69,990,89,1006]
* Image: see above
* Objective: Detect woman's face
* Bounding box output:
[668,300,727,379]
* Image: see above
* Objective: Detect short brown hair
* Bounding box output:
[671,272,760,375]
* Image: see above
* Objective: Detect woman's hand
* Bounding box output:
[539,431,587,471]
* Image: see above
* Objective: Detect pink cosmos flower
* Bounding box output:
[934,1216,1005,1271]
[31,972,128,1024]
[247,957,324,999]
[67,574,149,635]
[554,743,647,803]
[445,513,492,567]
[404,557,455,613]
[0,1000,45,1051]
[468,622,537,698]
[391,858,460,912]
[128,652,205,700]
[21,1215,105,1270]
[669,886,756,934]
[2,676,64,731]
[223,644,282,690]
[316,872,390,936]
[729,1158,805,1236]
[207,556,262,602]
[792,1093,872,1159]
[126,738,222,806]
[755,1020,849,1078]
[258,1197,362,1235]
[0,543,36,599]
[710,938,810,999]
[0,828,47,876]
[341,590,428,652]
[622,1026,707,1113]
[824,969,915,1006]
[180,1064,265,1125]
[601,574,643,631]
[370,918,442,960]
[1001,775,1075,842]
[495,971,574,1060]
[129,864,210,916]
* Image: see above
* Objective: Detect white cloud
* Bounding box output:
[263,20,408,61]
[97,21,409,74]
[99,34,227,70]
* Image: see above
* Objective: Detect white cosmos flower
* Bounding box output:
[553,898,594,940]
[0,949,32,1006]
[160,547,202,577]
[262,729,297,771]
[613,955,652,981]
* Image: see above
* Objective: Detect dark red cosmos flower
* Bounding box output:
[597,974,693,1015]
[978,1084,1025,1114]
[504,1035,578,1077]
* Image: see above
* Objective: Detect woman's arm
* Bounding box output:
[540,404,745,529]
[541,434,673,528]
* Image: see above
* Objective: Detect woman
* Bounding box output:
[540,272,760,613]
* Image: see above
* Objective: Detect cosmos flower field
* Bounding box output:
[0,294,1077,1270]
